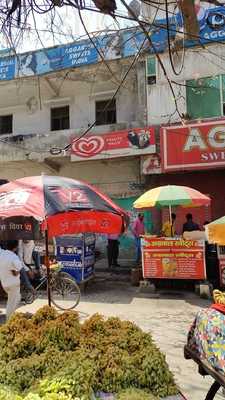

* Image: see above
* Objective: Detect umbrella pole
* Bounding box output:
[45,229,51,307]
[169,205,172,224]
[169,205,173,237]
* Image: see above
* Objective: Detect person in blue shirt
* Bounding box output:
[183,213,200,233]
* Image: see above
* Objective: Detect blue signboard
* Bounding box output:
[96,32,123,60]
[15,40,98,77]
[0,56,15,80]
[1,6,225,81]
[55,234,95,283]
[176,6,225,45]
[123,20,176,57]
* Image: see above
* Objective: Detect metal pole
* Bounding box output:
[169,205,172,224]
[45,229,51,306]
[169,205,173,237]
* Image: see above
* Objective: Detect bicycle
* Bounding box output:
[184,345,225,400]
[21,266,81,310]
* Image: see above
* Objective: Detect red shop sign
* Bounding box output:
[142,237,206,280]
[161,120,225,171]
[71,127,156,161]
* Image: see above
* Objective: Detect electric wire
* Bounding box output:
[165,0,185,76]
[50,23,151,155]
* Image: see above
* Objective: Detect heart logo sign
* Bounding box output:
[72,136,105,158]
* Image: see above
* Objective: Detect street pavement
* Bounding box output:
[0,272,223,400]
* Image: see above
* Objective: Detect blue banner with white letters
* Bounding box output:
[176,6,225,45]
[55,234,95,283]
[1,6,225,81]
[0,56,15,80]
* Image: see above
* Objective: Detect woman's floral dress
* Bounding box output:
[188,307,225,374]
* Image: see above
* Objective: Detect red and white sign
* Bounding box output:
[141,237,206,280]
[141,154,161,174]
[71,127,156,161]
[161,120,225,172]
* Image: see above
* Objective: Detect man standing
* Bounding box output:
[18,240,35,269]
[162,213,176,237]
[0,240,23,320]
[183,213,200,233]
[107,234,120,269]
[132,213,145,265]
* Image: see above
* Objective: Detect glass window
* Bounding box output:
[0,115,13,135]
[186,76,221,119]
[95,99,116,126]
[51,106,70,131]
[146,57,156,85]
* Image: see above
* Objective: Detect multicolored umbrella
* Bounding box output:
[0,175,128,239]
[206,217,225,245]
[133,185,210,209]
[0,175,129,306]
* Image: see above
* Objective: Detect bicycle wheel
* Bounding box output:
[21,286,35,304]
[50,275,81,310]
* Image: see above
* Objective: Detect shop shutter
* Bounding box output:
[186,76,221,119]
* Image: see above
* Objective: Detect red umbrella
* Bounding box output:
[0,175,128,304]
[0,175,128,237]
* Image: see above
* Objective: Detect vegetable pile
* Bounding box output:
[0,306,178,399]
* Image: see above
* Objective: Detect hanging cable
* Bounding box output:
[165,0,185,76]
[49,25,150,155]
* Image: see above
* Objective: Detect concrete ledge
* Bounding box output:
[139,280,156,293]
[199,282,212,299]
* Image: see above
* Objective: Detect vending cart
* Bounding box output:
[55,233,95,284]
[141,236,206,281]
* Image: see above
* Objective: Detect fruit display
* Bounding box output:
[0,306,178,399]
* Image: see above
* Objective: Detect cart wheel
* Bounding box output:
[50,275,81,310]
[205,381,221,400]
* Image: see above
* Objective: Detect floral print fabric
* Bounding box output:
[188,308,225,374]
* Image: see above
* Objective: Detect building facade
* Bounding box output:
[0,37,157,259]
[145,46,225,227]
[1,6,225,255]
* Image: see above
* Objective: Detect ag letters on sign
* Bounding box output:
[161,121,225,171]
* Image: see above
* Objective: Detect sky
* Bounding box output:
[0,1,134,53]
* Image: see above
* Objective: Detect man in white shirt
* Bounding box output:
[18,240,35,267]
[0,240,23,320]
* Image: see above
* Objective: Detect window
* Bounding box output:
[186,76,222,119]
[51,106,70,131]
[95,99,116,126]
[0,115,12,135]
[146,56,156,85]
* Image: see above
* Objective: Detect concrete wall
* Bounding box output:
[0,60,140,137]
[147,44,225,124]
[0,156,143,197]
[0,59,148,171]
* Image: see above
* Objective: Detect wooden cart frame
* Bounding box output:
[184,345,225,400]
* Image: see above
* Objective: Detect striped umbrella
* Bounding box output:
[206,217,225,245]
[134,185,210,209]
